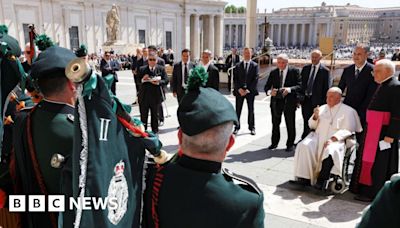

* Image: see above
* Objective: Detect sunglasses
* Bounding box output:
[148,59,156,61]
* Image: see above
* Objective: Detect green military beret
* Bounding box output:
[31,45,76,79]
[177,67,238,136]
[75,44,88,57]
[0,25,21,57]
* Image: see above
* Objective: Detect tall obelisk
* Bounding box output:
[245,0,257,48]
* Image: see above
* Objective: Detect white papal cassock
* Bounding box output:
[294,103,363,185]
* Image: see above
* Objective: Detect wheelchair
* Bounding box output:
[323,134,358,194]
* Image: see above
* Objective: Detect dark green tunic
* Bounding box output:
[13,100,74,228]
[357,175,400,228]
[145,154,265,228]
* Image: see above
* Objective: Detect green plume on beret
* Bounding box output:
[0,25,8,34]
[75,44,88,57]
[34,34,54,51]
[187,66,208,91]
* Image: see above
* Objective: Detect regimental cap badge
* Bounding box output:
[114,160,125,176]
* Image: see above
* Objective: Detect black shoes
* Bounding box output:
[159,121,164,127]
[354,195,373,202]
[250,130,256,135]
[268,144,277,150]
[233,129,239,135]
[285,146,295,152]
[289,178,311,186]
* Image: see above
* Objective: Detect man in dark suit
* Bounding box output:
[264,54,301,152]
[225,48,240,93]
[338,45,377,128]
[100,51,120,94]
[233,47,259,135]
[171,49,195,103]
[299,49,331,139]
[131,48,142,105]
[338,45,378,194]
[200,49,219,91]
[148,45,166,125]
[391,48,400,61]
[138,52,169,133]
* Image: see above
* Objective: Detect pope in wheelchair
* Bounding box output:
[292,87,363,191]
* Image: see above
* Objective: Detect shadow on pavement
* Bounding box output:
[273,181,368,223]
[225,148,294,163]
[162,144,179,153]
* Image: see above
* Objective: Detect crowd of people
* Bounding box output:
[1,20,400,228]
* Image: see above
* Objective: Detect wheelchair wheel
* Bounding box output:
[330,179,346,194]
[342,146,356,186]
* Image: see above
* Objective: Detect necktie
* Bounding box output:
[184,63,188,84]
[355,69,360,80]
[245,63,248,75]
[279,70,284,88]
[306,65,316,96]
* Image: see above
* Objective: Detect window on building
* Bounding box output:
[165,31,172,49]
[22,23,30,44]
[69,26,79,50]
[139,30,146,45]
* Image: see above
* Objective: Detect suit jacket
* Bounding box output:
[264,67,301,106]
[205,64,220,91]
[225,54,240,71]
[138,65,169,104]
[299,64,331,107]
[171,61,196,97]
[100,59,120,81]
[338,62,377,125]
[233,61,259,96]
[392,53,400,61]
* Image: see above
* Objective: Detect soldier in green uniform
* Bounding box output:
[357,174,400,228]
[12,37,76,228]
[144,67,265,228]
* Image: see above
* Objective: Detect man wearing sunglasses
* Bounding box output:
[100,51,120,94]
[138,52,169,133]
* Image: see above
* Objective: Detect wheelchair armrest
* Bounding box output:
[345,134,357,149]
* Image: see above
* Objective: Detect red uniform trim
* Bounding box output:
[26,109,57,228]
[151,166,165,228]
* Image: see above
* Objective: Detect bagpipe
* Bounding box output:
[66,57,170,228]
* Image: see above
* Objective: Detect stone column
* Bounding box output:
[214,15,223,58]
[285,24,289,47]
[242,24,246,47]
[245,0,257,48]
[203,16,210,51]
[277,24,281,46]
[190,14,200,60]
[300,23,305,46]
[208,15,215,54]
[293,24,297,46]
[270,23,274,40]
[228,24,232,48]
[184,13,191,49]
[308,23,313,46]
[235,24,239,47]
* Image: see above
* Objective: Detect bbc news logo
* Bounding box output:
[9,195,118,212]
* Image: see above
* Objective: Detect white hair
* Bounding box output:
[203,49,212,56]
[277,53,289,61]
[375,59,395,75]
[327,87,343,95]
[311,49,322,56]
[182,122,233,155]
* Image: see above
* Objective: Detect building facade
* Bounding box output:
[0,0,226,59]
[224,2,400,49]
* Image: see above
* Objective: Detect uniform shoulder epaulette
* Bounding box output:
[222,168,262,195]
[66,113,74,123]
[19,106,34,112]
